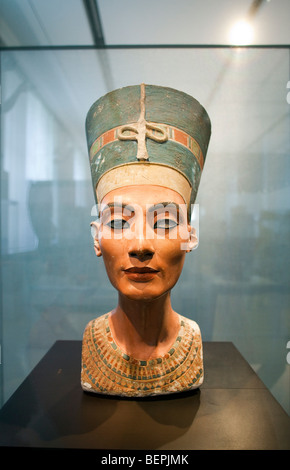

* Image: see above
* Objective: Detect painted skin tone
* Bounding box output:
[91,185,198,361]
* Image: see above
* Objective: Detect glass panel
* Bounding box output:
[1,47,289,413]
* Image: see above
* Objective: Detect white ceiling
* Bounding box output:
[0,0,290,47]
[98,0,290,46]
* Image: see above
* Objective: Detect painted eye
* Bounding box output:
[154,218,178,229]
[107,219,130,230]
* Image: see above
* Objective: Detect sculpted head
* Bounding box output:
[86,84,211,302]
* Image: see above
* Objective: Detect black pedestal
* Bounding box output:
[0,341,289,454]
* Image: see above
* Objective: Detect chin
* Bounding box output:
[119,282,172,302]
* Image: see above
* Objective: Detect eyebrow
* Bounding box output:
[148,202,185,215]
[101,202,135,213]
[101,201,183,215]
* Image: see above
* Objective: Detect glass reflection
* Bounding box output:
[0,47,289,414]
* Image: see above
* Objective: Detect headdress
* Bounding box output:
[86,84,211,211]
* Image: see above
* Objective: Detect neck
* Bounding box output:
[109,292,180,360]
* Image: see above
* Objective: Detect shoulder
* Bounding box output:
[82,312,109,337]
[179,314,202,335]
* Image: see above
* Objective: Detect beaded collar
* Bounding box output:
[81,313,203,397]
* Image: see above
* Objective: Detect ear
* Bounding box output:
[186,225,199,252]
[90,221,102,257]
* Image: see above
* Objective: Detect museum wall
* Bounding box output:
[0,47,289,413]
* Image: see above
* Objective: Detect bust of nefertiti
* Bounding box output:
[81,84,211,397]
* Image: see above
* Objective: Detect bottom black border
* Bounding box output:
[0,447,287,464]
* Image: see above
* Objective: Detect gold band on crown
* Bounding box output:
[96,162,192,205]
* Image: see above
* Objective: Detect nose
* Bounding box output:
[128,227,155,262]
[127,208,155,262]
[129,248,154,262]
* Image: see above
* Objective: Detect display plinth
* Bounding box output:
[0,341,289,451]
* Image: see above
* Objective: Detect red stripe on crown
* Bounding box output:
[90,123,204,169]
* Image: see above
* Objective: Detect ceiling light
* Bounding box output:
[229,20,254,45]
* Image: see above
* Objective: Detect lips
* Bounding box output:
[123,267,159,282]
[124,267,158,273]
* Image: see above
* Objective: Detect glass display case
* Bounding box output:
[0,45,289,417]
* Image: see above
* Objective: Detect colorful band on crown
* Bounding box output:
[89,123,204,170]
